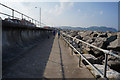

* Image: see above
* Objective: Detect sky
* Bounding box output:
[0,0,119,30]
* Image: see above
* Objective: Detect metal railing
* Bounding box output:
[0,3,44,27]
[61,32,120,79]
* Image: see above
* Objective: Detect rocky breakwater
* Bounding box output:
[63,30,120,78]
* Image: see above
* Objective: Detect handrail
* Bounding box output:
[61,32,120,79]
[0,3,34,20]
[62,32,120,59]
[0,3,40,27]
[0,12,20,20]
[61,34,104,78]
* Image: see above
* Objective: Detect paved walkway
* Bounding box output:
[43,34,94,78]
[3,34,94,78]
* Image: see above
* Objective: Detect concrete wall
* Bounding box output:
[2,21,53,68]
[0,18,2,80]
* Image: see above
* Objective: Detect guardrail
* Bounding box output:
[0,3,44,27]
[61,32,120,79]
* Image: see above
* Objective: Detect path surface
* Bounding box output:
[43,34,94,78]
[3,34,94,78]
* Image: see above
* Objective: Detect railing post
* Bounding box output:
[12,9,14,19]
[28,17,29,21]
[67,37,69,46]
[21,14,23,19]
[79,55,82,67]
[71,38,74,55]
[65,38,67,46]
[104,54,108,78]
[32,19,33,23]
[71,48,73,55]
[79,42,82,53]
[35,20,36,26]
[79,42,82,67]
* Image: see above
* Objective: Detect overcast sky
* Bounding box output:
[0,0,119,29]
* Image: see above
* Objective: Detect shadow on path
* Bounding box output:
[58,37,65,79]
[3,35,55,78]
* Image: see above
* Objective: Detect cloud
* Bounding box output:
[48,2,74,16]
[0,2,43,23]
[0,0,120,2]
[78,9,80,12]
[54,3,64,15]
[68,2,74,7]
[100,10,103,15]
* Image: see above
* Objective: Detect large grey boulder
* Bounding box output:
[78,31,93,38]
[107,32,120,52]
[82,36,91,41]
[75,35,83,40]
[82,54,102,65]
[92,37,107,48]
[107,34,117,43]
[86,64,120,78]
[70,31,78,37]
[86,38,95,44]
[107,39,120,51]
[90,31,99,38]
[107,55,120,73]
[108,60,120,73]
[98,33,108,37]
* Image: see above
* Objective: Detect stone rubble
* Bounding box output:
[62,30,120,78]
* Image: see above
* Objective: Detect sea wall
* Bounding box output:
[2,20,53,67]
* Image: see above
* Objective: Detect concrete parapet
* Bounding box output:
[2,20,53,68]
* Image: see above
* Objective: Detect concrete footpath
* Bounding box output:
[43,34,94,78]
[3,34,94,78]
